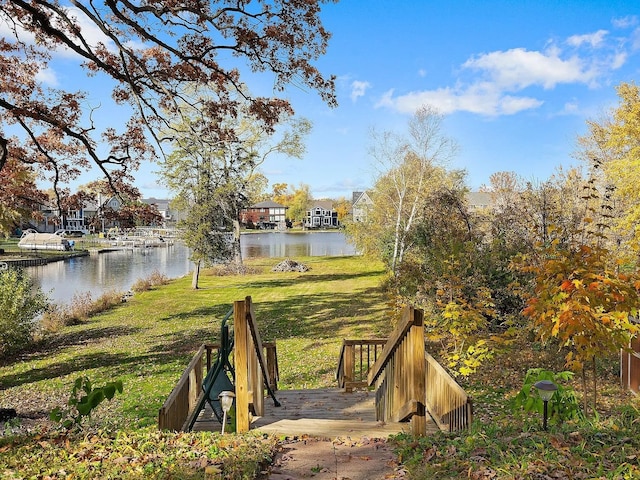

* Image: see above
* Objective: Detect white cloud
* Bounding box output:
[376,86,542,116]
[350,80,371,102]
[566,30,609,48]
[35,67,59,87]
[612,15,638,29]
[561,101,579,115]
[418,69,427,77]
[462,47,596,90]
[611,51,628,69]
[376,30,631,118]
[498,95,544,115]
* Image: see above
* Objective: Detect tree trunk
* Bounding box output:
[232,219,243,265]
[0,136,7,173]
[191,260,201,289]
[581,366,588,417]
[592,356,597,416]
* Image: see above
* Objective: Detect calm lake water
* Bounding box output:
[27,231,356,304]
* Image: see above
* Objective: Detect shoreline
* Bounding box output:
[0,250,89,268]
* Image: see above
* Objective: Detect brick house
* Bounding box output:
[240,200,288,229]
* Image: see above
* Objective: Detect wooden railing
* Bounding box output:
[234,296,275,433]
[336,339,386,392]
[366,306,472,435]
[159,298,279,432]
[264,342,279,392]
[158,344,217,431]
[367,306,428,435]
[425,353,473,431]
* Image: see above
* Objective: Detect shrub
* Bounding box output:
[39,304,67,333]
[91,290,124,314]
[0,268,48,357]
[66,291,94,324]
[512,368,583,425]
[131,270,169,292]
[40,290,124,332]
[50,376,123,430]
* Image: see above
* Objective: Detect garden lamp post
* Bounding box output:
[219,391,235,434]
[533,380,557,431]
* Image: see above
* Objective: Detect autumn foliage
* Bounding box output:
[519,238,640,414]
[0,1,336,200]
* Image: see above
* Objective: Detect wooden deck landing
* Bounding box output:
[192,388,438,438]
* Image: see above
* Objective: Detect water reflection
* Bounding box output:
[27,232,356,304]
[242,232,356,258]
[28,243,193,304]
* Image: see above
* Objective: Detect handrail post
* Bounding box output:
[234,299,250,433]
[344,343,355,392]
[265,342,279,392]
[408,308,426,435]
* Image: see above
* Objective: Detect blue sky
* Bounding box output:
[16,1,640,200]
[255,0,640,200]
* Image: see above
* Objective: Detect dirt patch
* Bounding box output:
[264,436,406,480]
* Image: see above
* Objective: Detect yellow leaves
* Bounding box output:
[204,465,222,477]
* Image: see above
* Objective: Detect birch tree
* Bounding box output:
[368,106,457,277]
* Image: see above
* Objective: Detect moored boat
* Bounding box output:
[18,229,71,251]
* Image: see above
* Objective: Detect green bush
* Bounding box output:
[0,268,47,357]
[512,367,583,425]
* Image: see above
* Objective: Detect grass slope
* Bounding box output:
[0,256,389,478]
[2,255,640,479]
[0,256,389,429]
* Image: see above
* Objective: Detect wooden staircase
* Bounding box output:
[159,298,471,437]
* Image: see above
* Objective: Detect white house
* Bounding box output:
[351,191,373,222]
[304,200,339,228]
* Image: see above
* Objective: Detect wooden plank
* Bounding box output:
[252,389,436,438]
[344,344,354,393]
[245,296,273,398]
[265,343,279,391]
[342,339,388,346]
[182,391,206,432]
[234,299,250,433]
[160,344,205,408]
[368,306,418,385]
[391,399,419,422]
[409,311,426,435]
[193,388,438,437]
[158,344,206,430]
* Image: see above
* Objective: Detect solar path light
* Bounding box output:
[533,380,557,431]
[218,391,235,434]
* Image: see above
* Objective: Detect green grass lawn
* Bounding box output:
[2,254,640,479]
[0,255,390,478]
[0,255,390,428]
